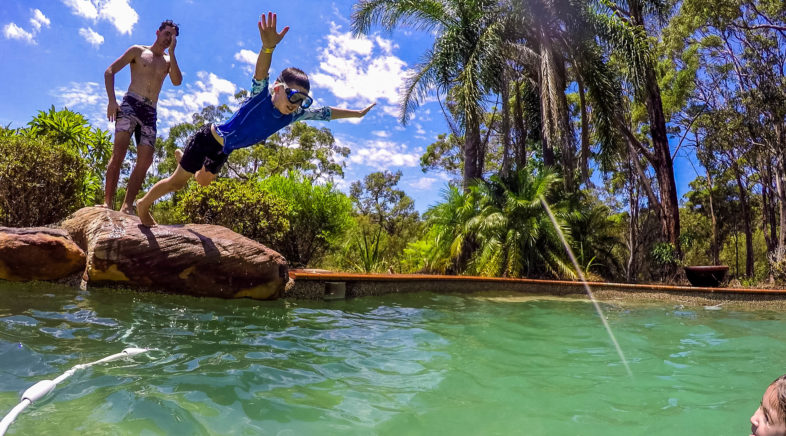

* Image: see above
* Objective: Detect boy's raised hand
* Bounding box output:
[258,12,289,48]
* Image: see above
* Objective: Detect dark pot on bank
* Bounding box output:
[684,265,729,287]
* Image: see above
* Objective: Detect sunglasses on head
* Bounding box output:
[277,78,313,108]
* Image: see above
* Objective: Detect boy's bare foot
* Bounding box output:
[120,203,137,216]
[136,200,157,227]
[175,149,183,163]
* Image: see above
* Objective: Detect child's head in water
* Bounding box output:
[751,375,786,436]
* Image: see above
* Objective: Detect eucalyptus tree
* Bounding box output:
[578,0,686,258]
[352,0,506,189]
[344,170,421,272]
[665,0,785,262]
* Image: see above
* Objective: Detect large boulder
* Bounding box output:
[61,207,289,299]
[0,227,86,281]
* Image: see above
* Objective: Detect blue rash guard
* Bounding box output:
[215,76,332,154]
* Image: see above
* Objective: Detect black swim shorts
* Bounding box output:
[180,124,229,174]
[116,91,157,148]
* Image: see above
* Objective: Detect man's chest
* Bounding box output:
[133,50,169,77]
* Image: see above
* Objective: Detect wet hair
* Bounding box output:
[771,375,786,424]
[159,19,179,36]
[277,67,310,93]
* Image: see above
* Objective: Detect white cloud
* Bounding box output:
[3,23,35,44]
[380,104,400,119]
[51,82,111,130]
[62,0,98,19]
[3,9,50,45]
[79,27,104,47]
[348,139,419,170]
[157,71,237,135]
[233,49,258,75]
[53,71,238,138]
[100,0,137,34]
[54,81,104,109]
[372,130,391,138]
[30,9,51,31]
[310,22,409,113]
[62,0,138,35]
[409,177,437,190]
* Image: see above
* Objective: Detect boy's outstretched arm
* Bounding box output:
[254,12,289,81]
[330,103,376,120]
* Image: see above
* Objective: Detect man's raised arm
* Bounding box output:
[168,34,182,86]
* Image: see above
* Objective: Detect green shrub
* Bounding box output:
[0,133,88,226]
[176,178,290,247]
[258,173,353,267]
[26,106,112,206]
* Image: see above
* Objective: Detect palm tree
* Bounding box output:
[467,167,574,278]
[564,195,626,280]
[499,0,630,191]
[352,0,506,189]
[421,184,484,273]
[420,166,575,278]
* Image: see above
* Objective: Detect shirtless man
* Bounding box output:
[102,19,183,214]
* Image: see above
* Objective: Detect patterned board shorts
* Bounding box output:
[115,91,157,148]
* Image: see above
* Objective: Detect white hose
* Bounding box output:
[0,347,151,435]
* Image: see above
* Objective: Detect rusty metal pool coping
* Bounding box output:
[289,270,786,295]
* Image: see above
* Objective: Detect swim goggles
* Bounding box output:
[278,79,313,108]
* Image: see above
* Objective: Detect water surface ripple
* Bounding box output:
[1,281,784,435]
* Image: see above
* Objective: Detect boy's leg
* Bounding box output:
[102,130,132,209]
[136,165,193,227]
[120,144,155,214]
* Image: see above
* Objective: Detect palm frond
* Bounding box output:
[351,0,451,35]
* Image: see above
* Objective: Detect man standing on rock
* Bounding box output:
[101,19,183,214]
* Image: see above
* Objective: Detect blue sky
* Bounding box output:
[0,0,697,213]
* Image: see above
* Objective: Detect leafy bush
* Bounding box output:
[176,178,290,247]
[0,132,88,226]
[26,106,112,206]
[330,216,390,273]
[258,173,353,267]
[0,107,111,226]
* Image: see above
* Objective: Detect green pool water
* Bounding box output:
[0,281,782,435]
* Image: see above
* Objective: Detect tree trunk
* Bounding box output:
[698,133,720,265]
[775,154,786,252]
[578,76,591,187]
[537,38,557,167]
[760,155,776,255]
[776,126,786,253]
[706,166,720,265]
[501,75,512,178]
[731,160,754,277]
[629,2,681,258]
[555,53,575,192]
[513,80,528,170]
[463,115,482,190]
[626,158,639,282]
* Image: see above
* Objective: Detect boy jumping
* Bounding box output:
[136,12,374,226]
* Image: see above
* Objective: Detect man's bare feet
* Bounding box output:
[175,149,183,164]
[120,203,137,216]
[136,200,157,227]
